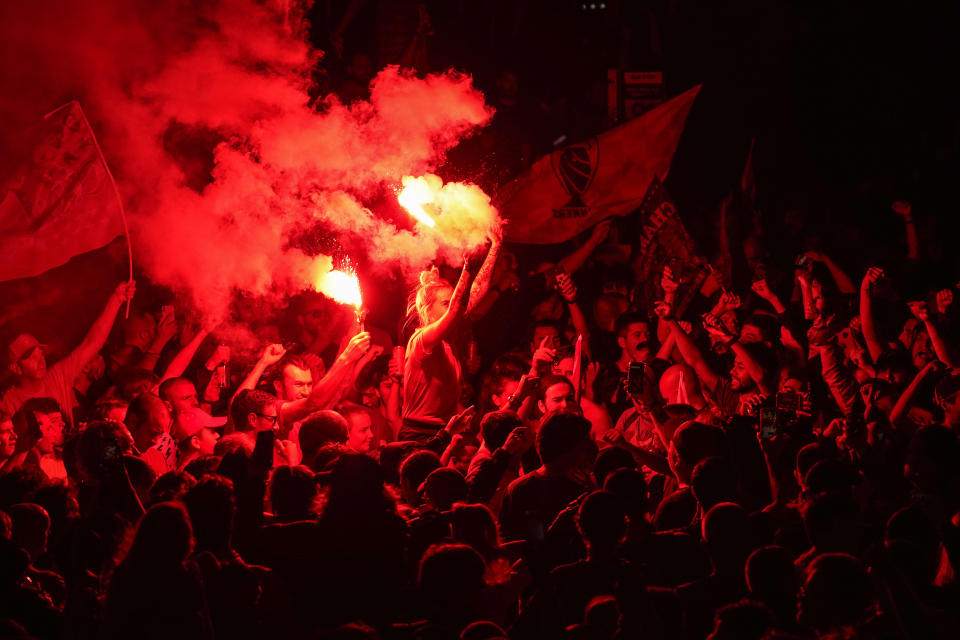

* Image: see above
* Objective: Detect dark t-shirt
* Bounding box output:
[402,329,462,430]
[499,469,589,543]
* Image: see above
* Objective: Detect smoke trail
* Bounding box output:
[0,0,495,321]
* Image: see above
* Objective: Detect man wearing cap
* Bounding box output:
[1,281,136,428]
[173,407,225,469]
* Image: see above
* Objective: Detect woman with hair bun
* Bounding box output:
[400,230,501,442]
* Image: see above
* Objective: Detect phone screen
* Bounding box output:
[760,408,778,440]
[627,362,645,396]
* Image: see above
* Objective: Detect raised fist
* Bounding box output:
[259,344,287,366]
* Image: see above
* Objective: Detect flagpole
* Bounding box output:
[47,101,134,318]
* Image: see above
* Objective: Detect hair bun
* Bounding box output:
[419,267,441,288]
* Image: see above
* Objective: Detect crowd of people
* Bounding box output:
[1,187,959,640]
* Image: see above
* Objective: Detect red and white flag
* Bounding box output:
[0,102,123,281]
[497,85,701,245]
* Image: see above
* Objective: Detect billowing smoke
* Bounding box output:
[0,0,496,322]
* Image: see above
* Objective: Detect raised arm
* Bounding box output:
[859,267,886,364]
[422,261,472,353]
[751,278,787,315]
[67,281,136,372]
[806,251,856,295]
[466,230,502,316]
[702,315,774,396]
[655,303,721,392]
[140,308,179,372]
[556,272,592,360]
[230,344,287,403]
[280,331,371,425]
[159,326,211,383]
[890,361,940,424]
[384,349,404,440]
[909,302,957,369]
[797,269,816,321]
[891,201,919,261]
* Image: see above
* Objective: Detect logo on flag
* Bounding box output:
[550,137,599,219]
[498,85,701,245]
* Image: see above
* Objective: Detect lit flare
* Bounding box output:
[316,269,363,309]
[397,177,436,228]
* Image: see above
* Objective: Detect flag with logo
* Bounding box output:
[0,101,123,282]
[632,176,710,314]
[498,85,701,244]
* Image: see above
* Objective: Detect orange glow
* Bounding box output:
[397,176,436,228]
[316,269,362,308]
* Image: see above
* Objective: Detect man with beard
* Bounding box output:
[592,312,658,422]
[657,303,775,420]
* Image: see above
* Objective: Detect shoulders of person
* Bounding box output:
[0,385,27,412]
[49,349,87,386]
[466,445,494,471]
[614,406,641,431]
[704,376,737,408]
[407,328,435,359]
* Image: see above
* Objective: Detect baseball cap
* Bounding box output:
[172,407,227,443]
[8,334,47,368]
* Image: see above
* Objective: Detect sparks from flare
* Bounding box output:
[397,176,437,228]
[316,269,362,308]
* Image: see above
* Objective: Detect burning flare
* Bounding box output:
[316,269,363,308]
[398,175,437,228]
[312,255,363,311]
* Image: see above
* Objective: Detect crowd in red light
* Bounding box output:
[4,2,960,640]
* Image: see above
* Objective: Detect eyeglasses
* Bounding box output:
[256,413,279,425]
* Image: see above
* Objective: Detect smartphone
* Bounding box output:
[627,361,645,396]
[760,408,778,440]
[253,429,275,470]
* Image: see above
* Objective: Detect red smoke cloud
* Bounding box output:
[0,0,495,321]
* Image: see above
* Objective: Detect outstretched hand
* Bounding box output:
[891,200,912,219]
[341,331,372,362]
[861,267,884,292]
[259,344,287,366]
[653,301,673,321]
[661,265,680,295]
[112,280,136,303]
[936,289,953,315]
[445,405,476,436]
[751,279,774,300]
[556,272,578,303]
[532,335,557,366]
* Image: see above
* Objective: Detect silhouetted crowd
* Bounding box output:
[2,186,960,640]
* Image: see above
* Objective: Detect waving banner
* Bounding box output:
[0,102,124,281]
[498,85,701,245]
